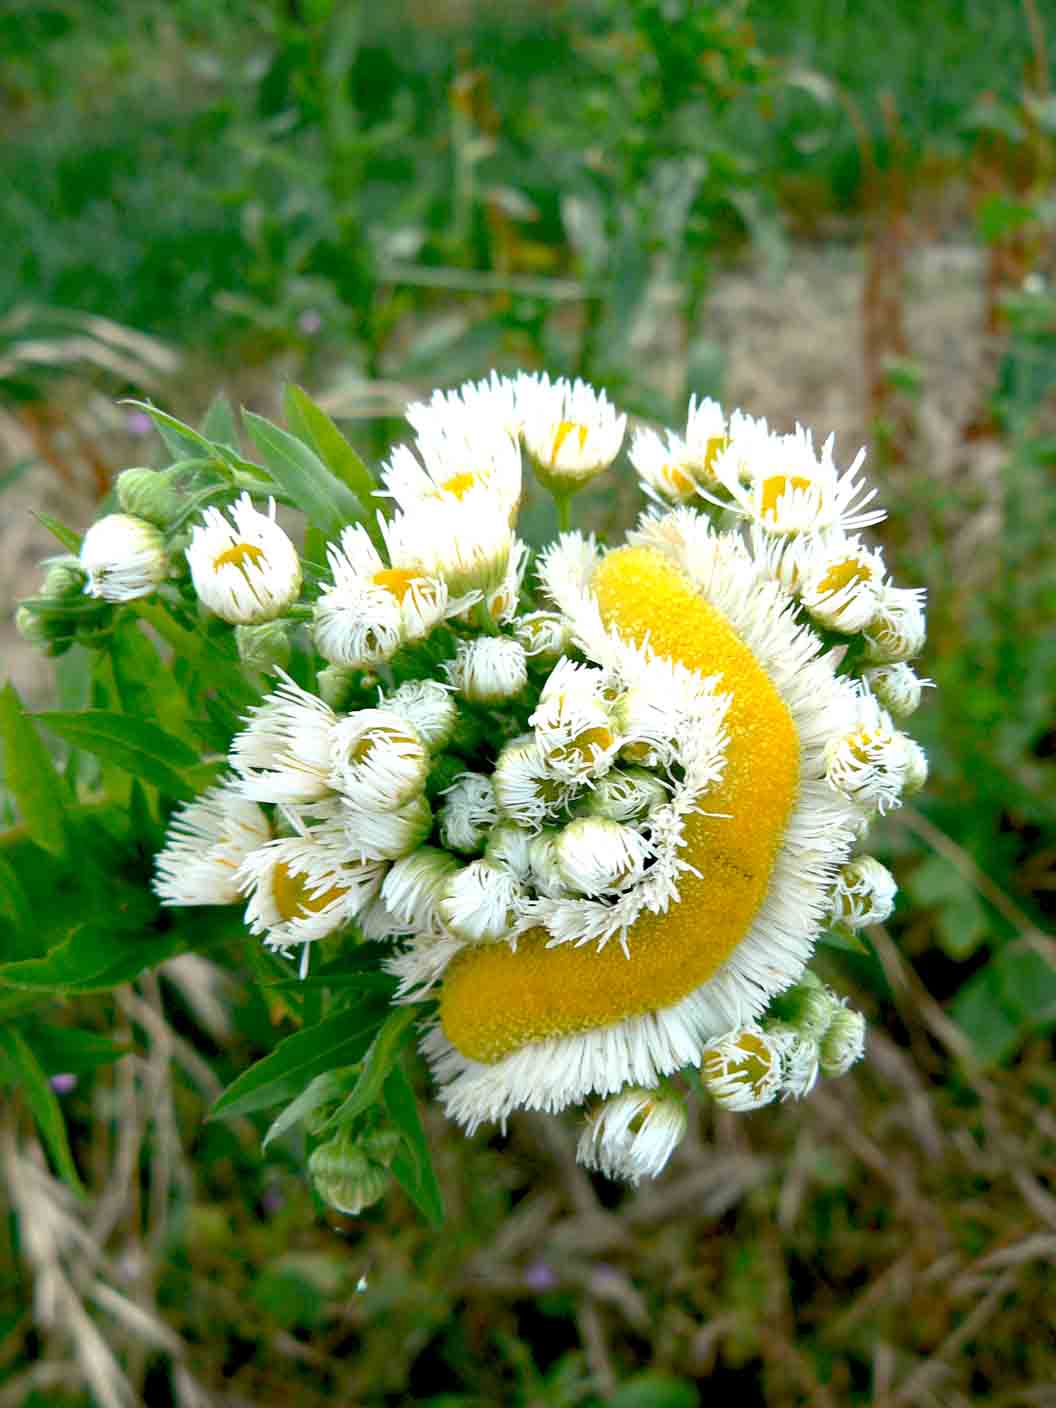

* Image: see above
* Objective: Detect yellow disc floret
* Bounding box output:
[440,545,800,1063]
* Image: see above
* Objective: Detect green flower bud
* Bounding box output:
[819,1006,866,1077]
[317,664,359,711]
[768,973,839,1041]
[308,1131,391,1216]
[15,605,54,646]
[115,467,184,528]
[42,558,87,601]
[235,620,292,675]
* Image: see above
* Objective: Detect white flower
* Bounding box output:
[81,513,168,602]
[314,524,458,669]
[328,709,429,811]
[683,396,732,485]
[447,636,528,704]
[585,767,669,822]
[831,855,897,928]
[484,822,535,880]
[438,860,525,944]
[186,493,301,624]
[153,780,270,905]
[484,538,530,624]
[230,674,336,803]
[521,374,626,490]
[405,372,523,445]
[381,494,514,598]
[897,736,928,795]
[492,737,575,830]
[237,836,386,949]
[576,1088,686,1183]
[629,427,701,505]
[819,1006,866,1076]
[381,847,461,934]
[384,679,459,752]
[339,793,433,862]
[824,695,911,814]
[555,817,651,896]
[512,611,570,660]
[863,586,927,663]
[700,1027,783,1111]
[382,417,522,519]
[797,533,887,633]
[714,426,884,537]
[861,662,927,719]
[530,658,620,780]
[438,772,499,853]
[771,1022,821,1099]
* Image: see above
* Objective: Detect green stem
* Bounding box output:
[555,494,573,534]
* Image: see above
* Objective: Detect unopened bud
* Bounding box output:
[308,1130,390,1216]
[819,1006,866,1076]
[42,559,87,600]
[115,467,184,527]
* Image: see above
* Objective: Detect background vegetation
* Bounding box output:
[1,1,1054,1404]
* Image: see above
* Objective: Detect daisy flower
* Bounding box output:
[186,493,301,624]
[153,779,270,905]
[521,374,626,493]
[81,513,168,602]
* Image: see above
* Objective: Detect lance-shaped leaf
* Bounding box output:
[0,1026,84,1193]
[33,711,199,799]
[242,409,368,541]
[0,683,69,856]
[384,1062,444,1227]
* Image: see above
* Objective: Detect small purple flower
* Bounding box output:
[260,1184,286,1217]
[125,410,154,436]
[297,310,322,336]
[50,1073,77,1095]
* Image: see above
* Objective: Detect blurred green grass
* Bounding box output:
[1,2,1054,1404]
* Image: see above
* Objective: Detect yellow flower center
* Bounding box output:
[817,557,872,597]
[551,420,590,462]
[760,474,813,518]
[440,471,479,500]
[440,545,800,1063]
[272,862,347,921]
[549,724,614,767]
[373,567,423,601]
[662,463,696,497]
[213,541,265,573]
[702,1031,773,1093]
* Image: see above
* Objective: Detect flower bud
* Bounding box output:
[15,605,55,646]
[42,559,87,600]
[385,679,458,752]
[864,587,926,663]
[576,1088,686,1183]
[308,1130,390,1216]
[186,493,301,624]
[555,816,650,896]
[316,664,359,711]
[115,467,183,527]
[382,846,461,933]
[512,611,570,661]
[585,767,669,822]
[484,821,534,880]
[438,772,498,853]
[235,621,292,675]
[831,855,897,929]
[438,859,524,943]
[80,513,168,602]
[447,636,528,704]
[700,1027,782,1111]
[769,972,840,1040]
[819,1006,866,1076]
[897,737,928,796]
[768,1020,821,1098]
[328,710,429,812]
[862,662,926,719]
[522,375,626,496]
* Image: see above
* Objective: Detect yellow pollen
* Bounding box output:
[703,1030,773,1092]
[440,471,479,500]
[373,568,422,602]
[272,862,347,921]
[551,420,590,461]
[213,541,265,572]
[701,434,729,477]
[760,474,813,517]
[440,545,800,1063]
[817,558,872,596]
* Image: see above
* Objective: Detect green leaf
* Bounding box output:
[33,710,199,800]
[0,1027,83,1192]
[212,1000,391,1121]
[323,1006,418,1132]
[265,970,398,995]
[242,409,366,541]
[608,1374,699,1408]
[0,683,68,856]
[262,1069,352,1151]
[951,946,1056,1065]
[284,384,379,516]
[108,617,193,740]
[32,512,83,553]
[124,401,264,480]
[384,1062,444,1227]
[26,1024,129,1075]
[0,852,32,935]
[816,926,871,955]
[200,392,240,449]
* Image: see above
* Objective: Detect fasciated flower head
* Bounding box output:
[187,493,301,624]
[81,513,168,602]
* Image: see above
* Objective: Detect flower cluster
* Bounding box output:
[32,371,929,1194]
